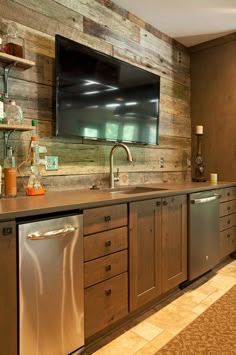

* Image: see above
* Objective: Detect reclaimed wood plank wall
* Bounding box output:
[0,0,191,192]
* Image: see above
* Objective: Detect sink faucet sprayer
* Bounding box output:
[109,143,133,188]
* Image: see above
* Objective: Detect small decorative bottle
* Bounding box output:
[4,147,17,197]
[4,99,23,124]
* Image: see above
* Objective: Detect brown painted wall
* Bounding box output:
[0,0,191,192]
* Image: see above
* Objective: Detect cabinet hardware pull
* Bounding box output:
[105,288,112,296]
[105,264,111,271]
[227,234,231,238]
[227,220,231,225]
[227,206,231,210]
[105,240,111,247]
[104,215,111,222]
[227,192,230,196]
[163,200,167,206]
[156,201,161,206]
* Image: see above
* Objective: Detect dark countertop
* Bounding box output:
[0,181,236,221]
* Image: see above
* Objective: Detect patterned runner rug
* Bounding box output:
[156,285,236,355]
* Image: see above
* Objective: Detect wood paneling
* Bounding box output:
[0,0,191,191]
[191,37,236,181]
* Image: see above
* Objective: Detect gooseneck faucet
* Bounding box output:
[109,143,133,188]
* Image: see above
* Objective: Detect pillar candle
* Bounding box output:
[196,125,203,135]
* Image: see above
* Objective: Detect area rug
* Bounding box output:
[156,285,236,355]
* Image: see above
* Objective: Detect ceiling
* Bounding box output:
[113,0,236,47]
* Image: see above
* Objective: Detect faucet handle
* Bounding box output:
[114,168,120,182]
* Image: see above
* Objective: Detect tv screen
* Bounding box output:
[55,35,160,145]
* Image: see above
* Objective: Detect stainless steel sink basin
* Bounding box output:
[101,186,168,194]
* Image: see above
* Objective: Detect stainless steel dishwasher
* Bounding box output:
[18,212,84,355]
[187,190,220,282]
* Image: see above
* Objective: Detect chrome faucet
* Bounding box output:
[109,143,133,188]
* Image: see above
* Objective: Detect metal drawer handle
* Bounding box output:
[191,195,220,204]
[105,240,111,247]
[227,192,231,196]
[156,201,161,206]
[27,226,77,240]
[227,220,231,225]
[163,200,167,206]
[227,234,231,238]
[105,264,111,271]
[227,206,231,210]
[105,288,112,296]
[104,215,111,222]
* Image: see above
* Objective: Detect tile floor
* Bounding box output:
[85,257,236,355]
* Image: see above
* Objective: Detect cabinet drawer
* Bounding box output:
[85,272,128,338]
[219,213,236,231]
[219,187,236,202]
[83,204,127,235]
[84,250,128,287]
[84,227,128,261]
[220,200,236,217]
[219,226,236,259]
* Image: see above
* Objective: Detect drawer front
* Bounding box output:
[219,213,236,231]
[84,250,128,287]
[84,204,127,235]
[85,272,128,338]
[220,200,236,217]
[219,187,236,202]
[219,226,236,259]
[84,227,128,261]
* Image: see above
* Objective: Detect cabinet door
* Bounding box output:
[129,199,162,311]
[162,195,187,292]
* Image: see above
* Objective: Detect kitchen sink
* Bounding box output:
[100,186,168,194]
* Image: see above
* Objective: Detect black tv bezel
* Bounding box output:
[55,34,160,146]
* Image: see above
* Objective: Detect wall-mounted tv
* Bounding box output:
[55,34,160,145]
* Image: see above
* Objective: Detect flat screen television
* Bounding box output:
[55,34,160,145]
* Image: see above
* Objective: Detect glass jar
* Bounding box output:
[5,99,23,124]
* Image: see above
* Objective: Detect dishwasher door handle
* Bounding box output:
[27,225,77,240]
[191,195,220,204]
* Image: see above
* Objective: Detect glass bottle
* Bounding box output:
[4,147,17,197]
[2,23,24,58]
[5,99,23,124]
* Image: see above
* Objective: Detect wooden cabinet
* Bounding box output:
[83,204,128,339]
[161,195,187,293]
[129,195,187,311]
[129,198,162,311]
[219,187,236,259]
[0,221,17,355]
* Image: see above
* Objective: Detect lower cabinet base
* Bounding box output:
[84,272,128,339]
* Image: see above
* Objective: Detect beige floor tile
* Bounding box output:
[93,330,147,355]
[130,321,163,341]
[86,259,236,354]
[172,289,208,310]
[146,303,199,335]
[134,330,174,354]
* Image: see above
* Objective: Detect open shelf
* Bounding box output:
[0,124,35,158]
[0,52,35,69]
[0,123,35,132]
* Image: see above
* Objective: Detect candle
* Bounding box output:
[196,125,203,135]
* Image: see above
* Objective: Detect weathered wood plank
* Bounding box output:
[13,0,83,32]
[54,0,140,43]
[0,0,113,55]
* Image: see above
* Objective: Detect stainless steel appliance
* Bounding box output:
[18,213,84,355]
[188,191,220,282]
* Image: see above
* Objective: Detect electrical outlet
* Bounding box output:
[45,156,58,171]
